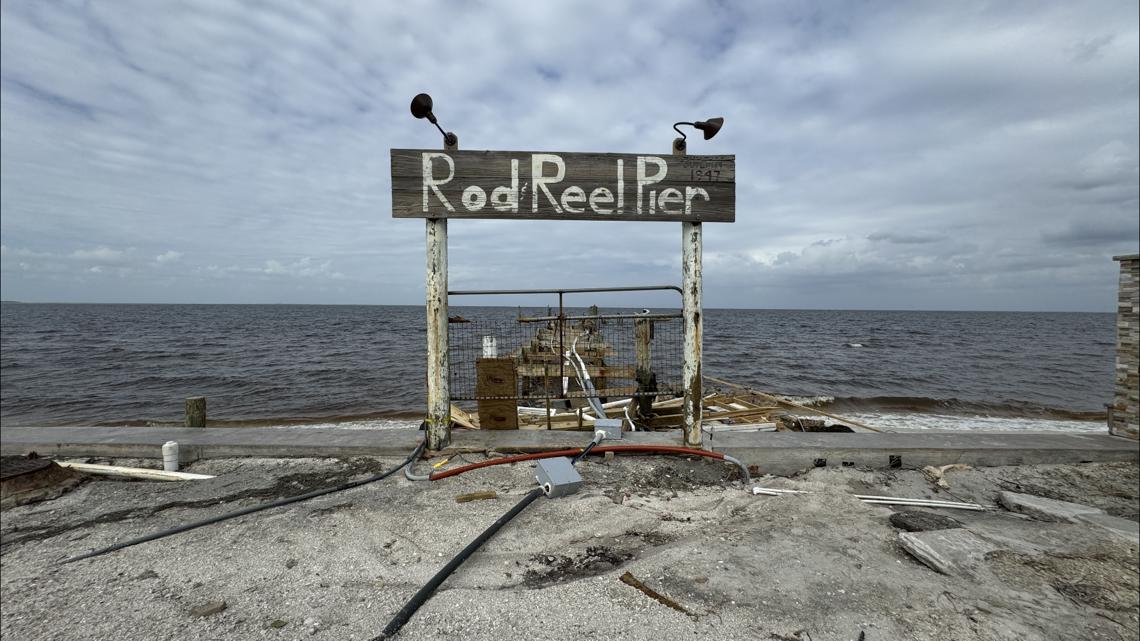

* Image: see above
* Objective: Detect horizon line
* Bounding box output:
[0,300,1116,314]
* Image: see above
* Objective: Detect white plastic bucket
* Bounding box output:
[162,441,180,472]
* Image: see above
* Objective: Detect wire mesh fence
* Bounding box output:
[449,312,683,404]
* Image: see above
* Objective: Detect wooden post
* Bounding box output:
[634,318,656,418]
[676,138,703,447]
[185,397,206,427]
[425,135,457,450]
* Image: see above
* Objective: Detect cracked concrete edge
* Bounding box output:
[1073,512,1140,545]
[997,491,1105,523]
[897,528,1001,577]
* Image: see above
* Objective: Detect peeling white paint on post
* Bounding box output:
[425,136,457,450]
[677,142,703,448]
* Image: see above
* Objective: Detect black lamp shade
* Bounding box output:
[694,117,724,140]
[410,93,435,121]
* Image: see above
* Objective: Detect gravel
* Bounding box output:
[1,455,1137,641]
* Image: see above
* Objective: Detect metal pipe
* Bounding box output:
[558,291,565,388]
[450,389,670,401]
[448,285,683,296]
[517,313,681,323]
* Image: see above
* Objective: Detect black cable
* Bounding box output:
[374,487,544,640]
[62,439,426,564]
[571,439,600,465]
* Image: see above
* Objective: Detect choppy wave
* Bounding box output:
[842,412,1105,433]
[821,395,1106,421]
[92,410,425,428]
[0,303,1117,428]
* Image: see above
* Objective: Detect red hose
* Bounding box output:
[429,445,725,481]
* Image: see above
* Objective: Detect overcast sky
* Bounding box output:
[1,1,1137,311]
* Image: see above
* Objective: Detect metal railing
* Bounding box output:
[447,286,685,427]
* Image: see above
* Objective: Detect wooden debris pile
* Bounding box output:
[515,322,631,399]
[452,383,877,433]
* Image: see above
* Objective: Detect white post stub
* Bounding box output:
[482,335,498,358]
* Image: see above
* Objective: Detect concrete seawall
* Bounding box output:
[3,426,1136,475]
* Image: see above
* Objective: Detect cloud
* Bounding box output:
[1042,219,1139,247]
[1,1,1137,310]
[70,247,126,262]
[256,257,343,279]
[866,232,942,245]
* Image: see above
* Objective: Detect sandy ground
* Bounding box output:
[1,453,1137,641]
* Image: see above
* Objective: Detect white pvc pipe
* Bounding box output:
[754,487,976,505]
[162,441,179,472]
[566,334,606,418]
[853,494,982,508]
[859,499,986,511]
[763,488,981,508]
[752,487,987,510]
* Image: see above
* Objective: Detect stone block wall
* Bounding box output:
[1110,254,1139,440]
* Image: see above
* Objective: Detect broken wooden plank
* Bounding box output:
[454,490,498,503]
[58,462,214,482]
[450,405,479,430]
[619,571,694,617]
[516,364,635,379]
[705,376,882,433]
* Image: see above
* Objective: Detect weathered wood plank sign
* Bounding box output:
[391,149,735,222]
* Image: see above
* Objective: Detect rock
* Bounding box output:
[0,458,86,509]
[285,558,298,569]
[189,601,227,617]
[998,491,1104,523]
[135,570,159,580]
[1073,512,1140,544]
[775,415,826,431]
[898,529,1000,577]
[889,511,962,532]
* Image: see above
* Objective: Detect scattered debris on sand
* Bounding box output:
[1,456,1136,641]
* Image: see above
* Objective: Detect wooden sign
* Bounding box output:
[391,149,735,222]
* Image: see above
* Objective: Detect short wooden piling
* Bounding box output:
[634,318,657,418]
[185,397,207,427]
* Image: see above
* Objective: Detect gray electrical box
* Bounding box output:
[535,457,582,498]
[595,418,623,440]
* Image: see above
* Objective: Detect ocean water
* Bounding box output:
[0,303,1116,432]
